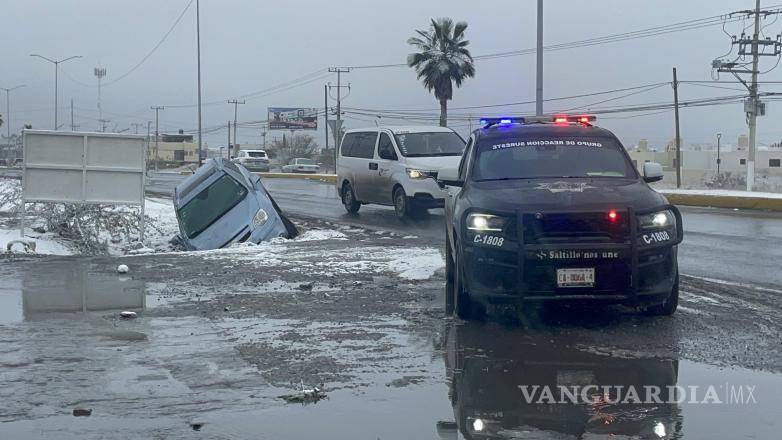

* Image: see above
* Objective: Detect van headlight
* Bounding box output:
[406,168,437,179]
[638,209,675,230]
[252,208,269,227]
[466,213,508,232]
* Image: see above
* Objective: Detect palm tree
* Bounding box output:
[407,18,475,127]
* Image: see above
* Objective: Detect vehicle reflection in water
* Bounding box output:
[444,323,682,439]
[22,259,145,319]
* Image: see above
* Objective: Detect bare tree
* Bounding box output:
[270,133,319,164]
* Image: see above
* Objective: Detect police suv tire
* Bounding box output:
[394,187,418,219]
[644,272,679,316]
[445,236,456,316]
[454,240,485,320]
[342,182,361,214]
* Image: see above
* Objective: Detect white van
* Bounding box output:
[337,126,465,218]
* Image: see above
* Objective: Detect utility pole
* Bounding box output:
[196,0,203,166]
[717,132,722,175]
[227,99,245,156]
[29,54,82,130]
[672,67,682,188]
[1,85,26,139]
[146,121,152,165]
[151,106,164,172]
[227,121,231,155]
[324,84,329,154]
[535,0,544,115]
[328,67,351,149]
[131,122,143,134]
[713,0,781,191]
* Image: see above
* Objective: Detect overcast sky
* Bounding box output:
[1,0,780,149]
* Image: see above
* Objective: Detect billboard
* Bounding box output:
[268,107,318,130]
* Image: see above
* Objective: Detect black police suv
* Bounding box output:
[438,115,683,319]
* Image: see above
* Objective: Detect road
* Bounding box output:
[149,173,782,287]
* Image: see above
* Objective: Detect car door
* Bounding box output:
[352,131,379,202]
[369,131,399,205]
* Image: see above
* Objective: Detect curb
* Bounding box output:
[661,192,782,211]
[254,172,337,183]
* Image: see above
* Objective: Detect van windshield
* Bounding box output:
[393,132,465,157]
[177,174,248,238]
[473,136,636,181]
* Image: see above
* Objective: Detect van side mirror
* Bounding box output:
[643,162,664,183]
[437,167,463,188]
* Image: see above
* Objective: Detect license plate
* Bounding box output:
[556,268,595,287]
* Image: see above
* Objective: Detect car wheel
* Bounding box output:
[644,272,679,316]
[445,234,455,316]
[342,182,361,214]
[454,239,485,321]
[393,187,412,219]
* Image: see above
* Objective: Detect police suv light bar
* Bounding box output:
[480,115,596,128]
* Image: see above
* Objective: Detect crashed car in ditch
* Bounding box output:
[173,158,298,250]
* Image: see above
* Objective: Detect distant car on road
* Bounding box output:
[282,158,320,174]
[173,158,298,250]
[440,115,683,319]
[233,149,270,172]
[337,126,465,219]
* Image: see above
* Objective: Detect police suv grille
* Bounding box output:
[507,212,630,244]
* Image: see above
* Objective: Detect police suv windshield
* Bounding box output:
[394,132,465,157]
[473,136,636,181]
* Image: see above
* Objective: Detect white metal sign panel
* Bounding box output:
[21,130,147,239]
[22,130,146,204]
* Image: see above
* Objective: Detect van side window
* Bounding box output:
[458,137,474,180]
[340,133,358,157]
[353,133,378,159]
[377,133,397,160]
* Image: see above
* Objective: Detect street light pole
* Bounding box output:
[196,0,203,165]
[1,85,26,140]
[535,0,544,116]
[29,54,82,130]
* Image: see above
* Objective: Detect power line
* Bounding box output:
[62,0,195,88]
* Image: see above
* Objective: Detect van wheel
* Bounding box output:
[393,187,412,219]
[342,182,361,214]
[644,272,679,316]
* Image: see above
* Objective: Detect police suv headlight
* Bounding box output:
[466,213,508,232]
[406,168,437,179]
[252,208,269,227]
[638,209,675,230]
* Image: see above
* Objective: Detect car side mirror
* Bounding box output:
[643,162,664,183]
[437,167,463,188]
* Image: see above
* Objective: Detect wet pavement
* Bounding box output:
[1,214,782,438]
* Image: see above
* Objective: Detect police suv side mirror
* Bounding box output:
[437,167,463,188]
[643,162,664,183]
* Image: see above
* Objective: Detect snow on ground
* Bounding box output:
[660,189,782,199]
[0,228,73,255]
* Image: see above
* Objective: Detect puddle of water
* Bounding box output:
[194,323,782,440]
[0,259,145,324]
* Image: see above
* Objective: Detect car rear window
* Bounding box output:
[247,152,266,158]
[473,136,636,181]
[177,174,248,238]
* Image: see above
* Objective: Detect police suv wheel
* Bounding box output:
[445,236,455,316]
[342,182,361,214]
[644,272,679,316]
[454,240,485,320]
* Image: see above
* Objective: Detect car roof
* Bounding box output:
[345,125,455,135]
[474,123,617,143]
[243,149,266,153]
